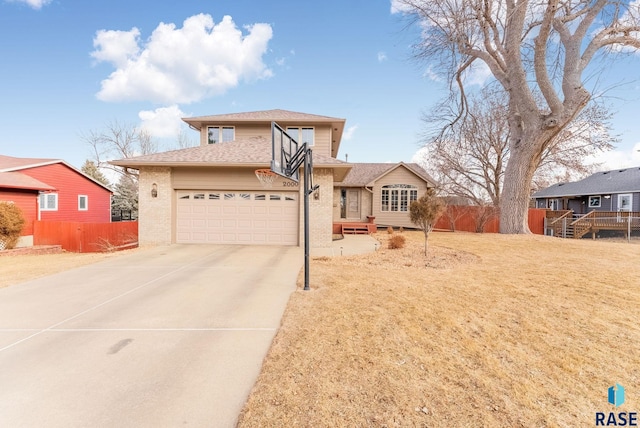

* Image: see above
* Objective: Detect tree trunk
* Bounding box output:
[424,231,429,256]
[500,143,538,234]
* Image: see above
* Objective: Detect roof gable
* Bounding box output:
[533,167,640,198]
[0,155,112,193]
[338,162,437,187]
[0,171,56,191]
[0,155,61,171]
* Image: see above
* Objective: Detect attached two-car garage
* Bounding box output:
[176,190,299,245]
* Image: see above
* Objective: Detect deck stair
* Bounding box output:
[341,223,371,235]
[546,210,640,239]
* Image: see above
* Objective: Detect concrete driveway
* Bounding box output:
[0,244,302,428]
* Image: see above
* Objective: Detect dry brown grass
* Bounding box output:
[0,249,139,288]
[238,231,640,427]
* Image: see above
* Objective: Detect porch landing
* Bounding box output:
[333,222,378,235]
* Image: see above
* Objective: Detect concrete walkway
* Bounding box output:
[311,234,381,257]
[0,244,301,428]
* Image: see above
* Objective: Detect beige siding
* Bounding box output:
[372,167,431,228]
[198,124,333,157]
[303,168,334,248]
[139,167,172,245]
[172,167,301,191]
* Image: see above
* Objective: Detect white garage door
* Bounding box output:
[176,190,299,245]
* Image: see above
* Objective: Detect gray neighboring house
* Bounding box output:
[532,167,640,214]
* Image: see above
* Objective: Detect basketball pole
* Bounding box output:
[303,150,310,291]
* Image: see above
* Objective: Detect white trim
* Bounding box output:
[617,193,633,212]
[1,159,112,192]
[39,193,58,211]
[286,126,315,146]
[78,195,88,211]
[588,195,601,208]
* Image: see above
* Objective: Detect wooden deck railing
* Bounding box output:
[546,210,573,237]
[545,210,640,239]
[572,211,640,237]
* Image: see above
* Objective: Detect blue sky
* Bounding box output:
[0,0,639,176]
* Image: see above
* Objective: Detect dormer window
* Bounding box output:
[207,126,235,144]
[286,127,314,146]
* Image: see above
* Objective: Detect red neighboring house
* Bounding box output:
[0,155,113,247]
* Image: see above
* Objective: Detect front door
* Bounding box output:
[346,189,360,219]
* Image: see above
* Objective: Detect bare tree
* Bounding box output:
[81,121,158,179]
[472,204,500,233]
[175,128,198,149]
[417,89,616,206]
[396,0,639,233]
[409,188,446,255]
[440,197,472,231]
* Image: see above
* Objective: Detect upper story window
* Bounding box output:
[207,126,235,144]
[39,193,58,211]
[78,195,88,211]
[381,185,418,212]
[286,127,314,146]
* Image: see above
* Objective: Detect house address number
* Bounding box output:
[283,182,299,187]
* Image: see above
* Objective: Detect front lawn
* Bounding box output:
[238,231,640,427]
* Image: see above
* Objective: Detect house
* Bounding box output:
[532,167,640,213]
[333,162,436,229]
[110,109,435,249]
[0,155,113,247]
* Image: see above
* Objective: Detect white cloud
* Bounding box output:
[586,142,640,170]
[343,125,359,141]
[91,14,273,104]
[423,65,441,82]
[91,28,141,68]
[6,0,51,9]
[390,0,412,14]
[464,60,492,86]
[377,52,388,62]
[138,105,186,139]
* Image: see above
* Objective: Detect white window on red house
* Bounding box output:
[78,195,88,211]
[39,193,58,211]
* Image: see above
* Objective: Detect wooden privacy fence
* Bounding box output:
[34,221,138,253]
[434,206,546,235]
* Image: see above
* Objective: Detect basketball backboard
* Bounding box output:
[271,121,301,183]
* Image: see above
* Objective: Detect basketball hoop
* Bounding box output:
[255,169,277,187]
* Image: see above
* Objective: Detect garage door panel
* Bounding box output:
[207,219,223,228]
[177,190,299,245]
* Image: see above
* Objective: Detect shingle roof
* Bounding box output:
[0,171,56,191]
[533,166,640,198]
[110,136,348,168]
[182,109,345,126]
[0,155,112,192]
[337,162,437,187]
[0,155,60,171]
